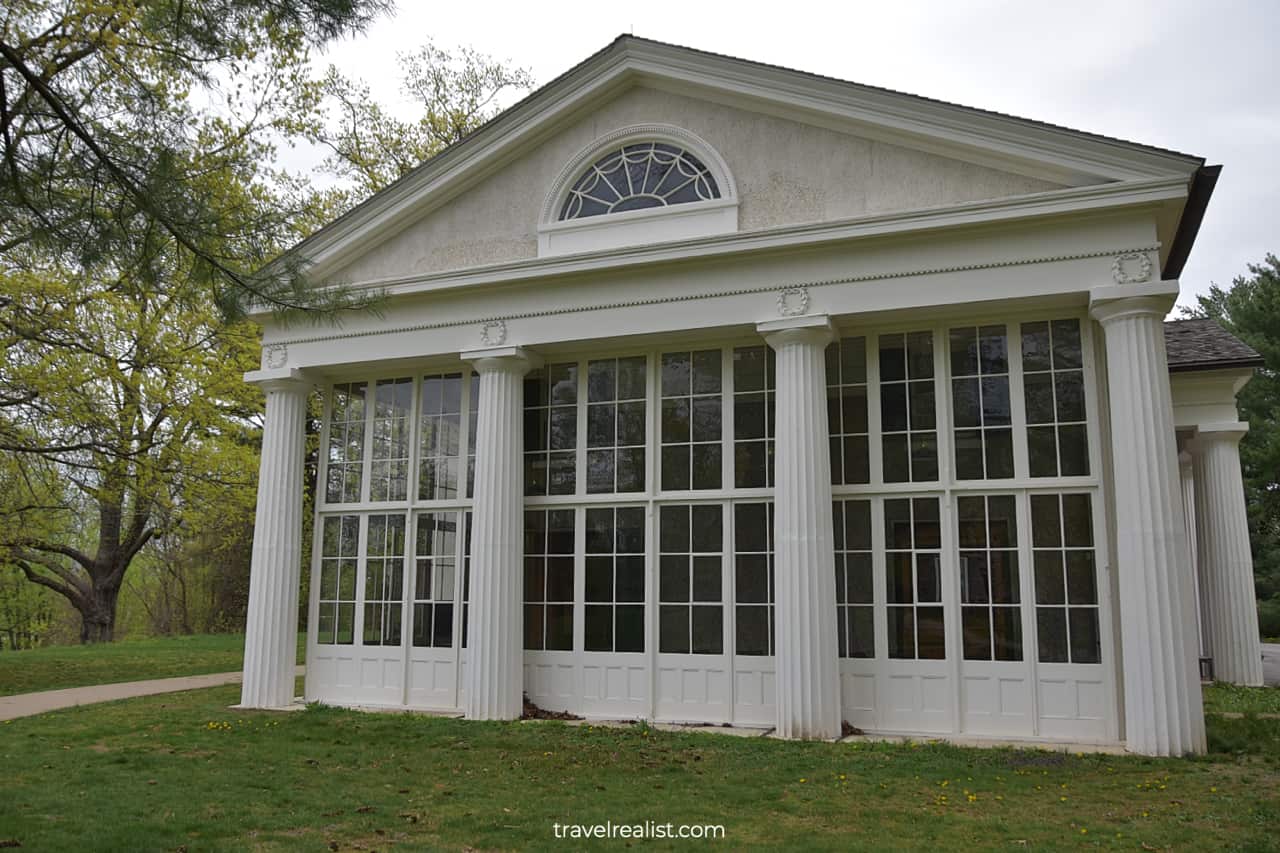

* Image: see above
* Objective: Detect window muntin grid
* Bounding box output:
[461,511,472,649]
[326,382,366,503]
[958,495,1022,661]
[825,336,870,486]
[412,512,457,649]
[658,504,724,655]
[879,332,938,483]
[733,502,775,656]
[584,506,647,653]
[466,374,479,498]
[884,497,944,659]
[1031,493,1101,664]
[1022,319,1090,478]
[586,356,647,493]
[660,350,723,491]
[833,499,874,659]
[524,363,579,496]
[950,326,1014,481]
[418,373,464,501]
[523,508,575,651]
[317,515,359,645]
[362,514,406,647]
[368,378,413,503]
[733,345,775,488]
[559,142,721,220]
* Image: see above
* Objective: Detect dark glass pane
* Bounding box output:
[849,608,875,658]
[661,352,691,397]
[957,496,987,548]
[734,441,768,488]
[585,509,613,553]
[882,434,909,483]
[691,505,722,552]
[887,553,913,603]
[549,407,577,450]
[909,381,935,430]
[827,388,842,435]
[692,350,722,394]
[735,393,766,440]
[910,433,938,481]
[586,449,615,493]
[848,553,874,603]
[547,558,574,602]
[841,337,867,383]
[523,558,545,603]
[1055,371,1086,422]
[844,500,872,550]
[547,509,574,554]
[615,448,644,492]
[963,607,992,660]
[1068,608,1101,663]
[523,604,543,650]
[662,398,690,443]
[961,552,989,603]
[584,605,612,651]
[825,342,840,386]
[691,396,721,442]
[979,326,1008,374]
[1027,427,1058,477]
[587,359,615,403]
[1021,321,1052,371]
[617,401,646,446]
[913,498,942,548]
[524,408,547,452]
[615,606,644,652]
[954,430,985,480]
[953,378,981,428]
[993,607,1022,661]
[431,604,452,648]
[733,346,767,392]
[523,373,546,408]
[662,445,690,491]
[615,555,645,602]
[985,429,1015,479]
[336,603,354,644]
[660,505,689,553]
[587,404,614,448]
[735,554,770,603]
[523,510,546,555]
[916,554,942,602]
[692,606,723,654]
[1034,551,1065,604]
[1051,319,1083,369]
[735,503,769,552]
[546,605,573,650]
[660,605,689,653]
[736,606,770,656]
[887,608,915,659]
[616,507,645,552]
[585,556,613,602]
[1058,425,1090,476]
[1065,551,1097,604]
[548,363,577,405]
[880,383,908,432]
[950,327,979,377]
[879,334,907,382]
[524,454,547,496]
[691,444,721,490]
[660,555,689,603]
[617,356,646,400]
[907,331,934,378]
[1037,608,1069,662]
[989,551,1020,604]
[884,499,913,549]
[982,376,1011,426]
[1062,493,1093,546]
[1023,373,1055,424]
[841,385,868,434]
[692,556,721,601]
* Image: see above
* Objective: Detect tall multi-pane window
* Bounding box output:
[326,382,366,503]
[733,346,775,488]
[419,373,463,500]
[825,337,870,485]
[734,502,774,655]
[879,332,938,483]
[885,497,944,659]
[1031,493,1100,664]
[659,504,724,654]
[950,327,1014,480]
[524,363,578,495]
[585,507,646,652]
[461,512,472,649]
[413,512,457,648]
[660,350,723,490]
[833,499,874,658]
[363,514,405,646]
[370,378,413,502]
[1022,319,1089,477]
[523,509,575,651]
[586,356,647,493]
[958,495,1021,661]
[317,515,359,644]
[465,374,479,497]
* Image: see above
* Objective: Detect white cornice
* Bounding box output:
[269,38,1202,288]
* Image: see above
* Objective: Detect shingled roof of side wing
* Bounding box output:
[1164,318,1265,373]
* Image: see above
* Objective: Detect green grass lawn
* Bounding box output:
[0,633,305,696]
[1204,683,1280,715]
[1,685,1277,852]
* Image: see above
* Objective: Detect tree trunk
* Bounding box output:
[77,581,121,644]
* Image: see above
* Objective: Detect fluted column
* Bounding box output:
[462,346,539,720]
[1179,451,1208,660]
[759,314,841,740]
[240,368,311,708]
[1090,282,1205,756]
[1190,424,1263,686]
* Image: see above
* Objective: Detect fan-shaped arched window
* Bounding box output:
[559,142,721,221]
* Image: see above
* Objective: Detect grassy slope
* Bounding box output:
[0,634,305,696]
[1204,683,1280,715]
[0,685,1277,852]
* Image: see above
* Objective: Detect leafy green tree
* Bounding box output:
[1188,254,1280,636]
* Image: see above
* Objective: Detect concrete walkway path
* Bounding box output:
[0,666,304,722]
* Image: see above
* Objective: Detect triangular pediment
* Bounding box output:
[282,36,1205,289]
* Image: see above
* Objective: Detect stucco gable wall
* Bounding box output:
[330,85,1066,284]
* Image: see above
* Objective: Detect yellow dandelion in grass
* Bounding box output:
[1080,828,1087,835]
[799,778,807,783]
[1141,811,1149,818]
[839,774,846,781]
[995,795,1004,801]
[1060,796,1068,802]
[967,794,977,803]
[1210,787,1218,793]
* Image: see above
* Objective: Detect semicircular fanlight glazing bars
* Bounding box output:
[559,142,721,220]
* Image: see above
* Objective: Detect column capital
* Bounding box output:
[757,314,835,349]
[244,367,314,394]
[461,345,542,375]
[1089,280,1180,325]
[1190,421,1250,448]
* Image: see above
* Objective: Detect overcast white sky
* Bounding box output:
[305,0,1279,311]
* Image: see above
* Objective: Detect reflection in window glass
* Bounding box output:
[413,512,457,648]
[884,497,944,659]
[661,350,723,491]
[734,502,775,655]
[326,383,366,503]
[733,346,775,488]
[524,363,578,496]
[659,504,724,654]
[418,373,463,500]
[363,514,405,646]
[584,506,646,652]
[879,332,938,483]
[834,500,874,658]
[950,327,1014,480]
[318,515,359,644]
[1031,493,1100,663]
[369,379,413,502]
[958,495,1021,661]
[559,143,721,220]
[825,337,870,485]
[1022,319,1090,478]
[523,508,575,651]
[586,357,647,493]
